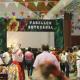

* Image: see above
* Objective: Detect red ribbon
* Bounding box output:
[12,61,25,80]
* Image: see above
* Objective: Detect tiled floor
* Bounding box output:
[69,72,77,80]
[24,70,29,80]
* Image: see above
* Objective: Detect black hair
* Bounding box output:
[42,45,49,51]
[39,63,65,80]
[28,47,32,51]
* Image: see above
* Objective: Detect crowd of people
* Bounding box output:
[0,44,80,80]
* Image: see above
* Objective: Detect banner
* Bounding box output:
[7,19,58,32]
[0,18,64,49]
[25,19,55,32]
[54,19,64,49]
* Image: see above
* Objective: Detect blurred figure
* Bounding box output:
[67,48,76,72]
[0,57,7,74]
[0,57,4,66]
[24,47,34,77]
[0,52,8,80]
[0,57,8,80]
[2,48,12,66]
[76,47,80,80]
[32,61,69,80]
[50,48,60,62]
[8,48,25,80]
[33,44,60,70]
[60,50,69,77]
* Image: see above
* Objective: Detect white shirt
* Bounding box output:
[76,50,80,60]
[33,51,60,70]
[0,57,4,65]
[3,52,11,64]
[60,52,68,63]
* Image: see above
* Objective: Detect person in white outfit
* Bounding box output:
[60,50,69,77]
[76,47,80,80]
[2,48,12,65]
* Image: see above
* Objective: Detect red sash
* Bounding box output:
[12,61,25,80]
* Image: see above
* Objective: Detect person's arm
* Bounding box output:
[33,56,39,69]
[76,52,80,58]
[52,55,61,70]
[59,72,70,80]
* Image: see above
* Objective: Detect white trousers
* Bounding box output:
[76,60,80,78]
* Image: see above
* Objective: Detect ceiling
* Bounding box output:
[0,0,74,19]
[14,0,60,14]
[65,0,80,14]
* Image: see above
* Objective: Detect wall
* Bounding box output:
[64,12,80,48]
[71,11,80,36]
[71,36,80,46]
[7,32,55,48]
[70,11,80,46]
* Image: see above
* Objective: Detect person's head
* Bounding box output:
[28,47,32,51]
[18,44,21,48]
[72,46,78,52]
[7,47,13,55]
[42,45,49,51]
[32,61,69,80]
[62,50,65,55]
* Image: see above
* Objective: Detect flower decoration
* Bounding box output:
[7,19,19,31]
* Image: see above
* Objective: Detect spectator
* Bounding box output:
[32,61,69,80]
[60,50,69,77]
[2,48,12,66]
[76,47,80,80]
[24,47,34,77]
[50,48,60,62]
[8,48,25,80]
[33,44,60,70]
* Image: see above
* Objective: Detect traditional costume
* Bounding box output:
[0,57,8,80]
[8,49,25,80]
